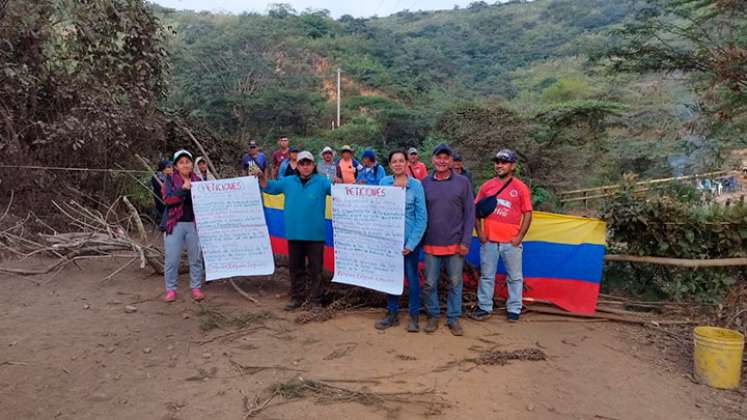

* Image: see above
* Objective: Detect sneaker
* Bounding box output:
[284,300,303,311]
[447,320,464,336]
[406,315,419,333]
[375,312,399,330]
[467,307,491,321]
[164,290,176,303]
[191,288,204,302]
[507,312,520,322]
[424,317,439,333]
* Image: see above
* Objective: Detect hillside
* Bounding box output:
[150,0,742,197]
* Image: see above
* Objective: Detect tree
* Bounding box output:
[604,0,747,119]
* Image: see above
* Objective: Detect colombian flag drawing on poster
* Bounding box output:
[262,194,606,314]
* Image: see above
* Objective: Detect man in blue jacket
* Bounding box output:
[259,151,332,310]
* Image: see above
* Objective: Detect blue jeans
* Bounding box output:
[423,253,464,323]
[163,222,203,291]
[478,241,523,314]
[386,247,422,317]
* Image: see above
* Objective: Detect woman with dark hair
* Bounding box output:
[375,150,428,332]
[160,149,204,303]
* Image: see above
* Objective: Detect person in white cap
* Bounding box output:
[318,146,336,182]
[258,151,332,310]
[407,147,428,180]
[194,156,216,181]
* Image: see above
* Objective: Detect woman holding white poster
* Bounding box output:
[374,150,427,332]
[160,149,205,303]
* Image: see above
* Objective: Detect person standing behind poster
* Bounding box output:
[335,145,362,184]
[318,146,336,182]
[356,150,385,185]
[469,149,532,322]
[258,151,332,311]
[421,144,475,336]
[406,147,428,180]
[240,140,268,178]
[271,135,290,179]
[374,150,427,332]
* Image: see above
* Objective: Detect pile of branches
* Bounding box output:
[0,196,164,282]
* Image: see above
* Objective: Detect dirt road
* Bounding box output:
[1,259,744,419]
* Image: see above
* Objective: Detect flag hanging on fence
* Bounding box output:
[262,194,606,314]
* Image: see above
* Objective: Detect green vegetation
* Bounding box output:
[149,0,746,200]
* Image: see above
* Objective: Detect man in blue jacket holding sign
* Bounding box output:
[259,150,332,311]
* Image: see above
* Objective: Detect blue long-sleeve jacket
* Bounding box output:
[356,163,386,185]
[380,176,427,251]
[262,174,332,241]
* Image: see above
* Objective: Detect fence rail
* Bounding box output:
[558,170,739,205]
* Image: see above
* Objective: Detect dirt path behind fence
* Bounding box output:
[0,259,744,419]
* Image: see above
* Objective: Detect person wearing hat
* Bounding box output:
[356,150,385,185]
[421,143,475,336]
[452,154,473,187]
[258,150,332,310]
[318,146,336,182]
[271,135,291,179]
[334,145,362,184]
[194,156,216,181]
[151,160,172,224]
[160,149,205,303]
[406,147,428,180]
[240,140,268,178]
[277,146,299,179]
[469,149,532,323]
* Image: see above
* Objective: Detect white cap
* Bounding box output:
[320,146,334,155]
[407,147,418,155]
[297,151,314,162]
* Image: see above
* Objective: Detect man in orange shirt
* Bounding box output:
[406,147,428,180]
[470,149,532,322]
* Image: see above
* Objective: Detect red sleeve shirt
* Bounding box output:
[475,177,532,243]
[408,162,428,180]
[272,150,289,168]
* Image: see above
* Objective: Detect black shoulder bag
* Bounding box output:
[475,177,513,219]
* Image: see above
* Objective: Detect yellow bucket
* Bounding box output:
[693,326,744,390]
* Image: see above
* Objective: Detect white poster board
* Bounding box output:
[331,184,406,295]
[191,176,274,281]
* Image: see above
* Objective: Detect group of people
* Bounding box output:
[153,136,533,336]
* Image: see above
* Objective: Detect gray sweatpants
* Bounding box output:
[163,222,203,291]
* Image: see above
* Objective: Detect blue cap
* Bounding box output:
[289,146,299,153]
[493,149,517,163]
[157,160,173,171]
[432,143,453,156]
[361,150,376,161]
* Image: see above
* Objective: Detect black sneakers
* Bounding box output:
[507,312,520,322]
[284,300,303,311]
[467,307,492,321]
[375,312,400,330]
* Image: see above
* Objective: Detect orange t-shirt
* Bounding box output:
[339,159,356,184]
[475,177,532,243]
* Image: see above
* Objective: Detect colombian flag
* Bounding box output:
[262,194,606,314]
[465,212,606,314]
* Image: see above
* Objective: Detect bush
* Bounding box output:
[600,178,747,302]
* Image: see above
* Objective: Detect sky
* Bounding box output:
[151,0,487,18]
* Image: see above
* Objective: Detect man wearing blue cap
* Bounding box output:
[470,149,532,322]
[356,150,385,185]
[421,143,475,336]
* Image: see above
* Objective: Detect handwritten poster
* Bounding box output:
[331,184,406,295]
[191,177,274,281]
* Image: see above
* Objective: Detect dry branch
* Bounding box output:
[0,198,165,278]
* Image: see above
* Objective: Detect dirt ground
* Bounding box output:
[1,258,745,420]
